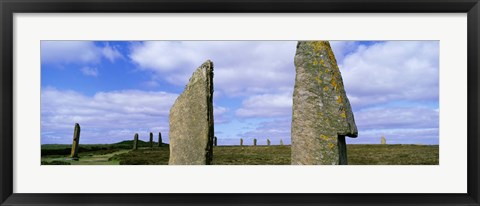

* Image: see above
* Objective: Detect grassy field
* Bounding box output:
[41,143,439,165]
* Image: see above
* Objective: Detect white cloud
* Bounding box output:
[336,41,439,109]
[235,91,292,118]
[81,67,98,77]
[129,41,297,97]
[214,106,229,124]
[41,41,124,66]
[102,43,124,62]
[354,107,439,130]
[330,41,359,63]
[41,87,178,144]
[41,41,101,64]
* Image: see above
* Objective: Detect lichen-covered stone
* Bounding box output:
[133,133,138,150]
[70,123,80,158]
[291,41,358,165]
[168,60,214,165]
[381,136,386,144]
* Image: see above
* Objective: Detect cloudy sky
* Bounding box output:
[41,41,439,145]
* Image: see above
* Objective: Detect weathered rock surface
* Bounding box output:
[381,136,386,144]
[291,41,358,165]
[168,60,214,165]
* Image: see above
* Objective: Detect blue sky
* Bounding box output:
[41,41,439,145]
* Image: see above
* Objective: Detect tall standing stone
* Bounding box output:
[253,139,257,146]
[213,136,218,146]
[291,41,358,165]
[280,139,284,145]
[149,132,153,148]
[381,136,387,144]
[133,133,139,150]
[240,138,243,146]
[70,123,81,158]
[267,139,271,146]
[158,132,162,147]
[168,60,214,165]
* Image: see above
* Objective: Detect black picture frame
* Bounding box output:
[1,0,479,205]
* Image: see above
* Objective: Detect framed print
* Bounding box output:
[1,0,479,205]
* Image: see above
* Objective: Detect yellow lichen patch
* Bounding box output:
[340,110,347,118]
[320,134,330,141]
[328,142,335,149]
[310,41,329,53]
[315,76,322,84]
[320,59,325,66]
[313,60,318,66]
[326,44,338,66]
[330,77,338,90]
[336,95,344,104]
[323,86,329,91]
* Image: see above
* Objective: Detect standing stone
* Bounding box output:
[240,138,243,146]
[291,41,358,165]
[70,123,81,158]
[381,136,387,144]
[149,132,153,148]
[253,139,257,146]
[267,139,271,146]
[158,132,162,147]
[213,136,218,146]
[133,133,139,150]
[169,60,214,165]
[280,139,284,145]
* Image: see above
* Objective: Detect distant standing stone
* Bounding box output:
[158,132,162,147]
[168,60,214,165]
[267,139,271,146]
[381,136,387,145]
[70,123,81,158]
[150,132,153,148]
[240,138,243,146]
[280,139,284,145]
[291,41,358,165]
[253,139,257,146]
[133,133,139,150]
[213,136,218,146]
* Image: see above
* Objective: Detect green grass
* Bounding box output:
[41,140,165,156]
[347,144,439,165]
[212,145,291,165]
[109,147,170,165]
[41,144,439,165]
